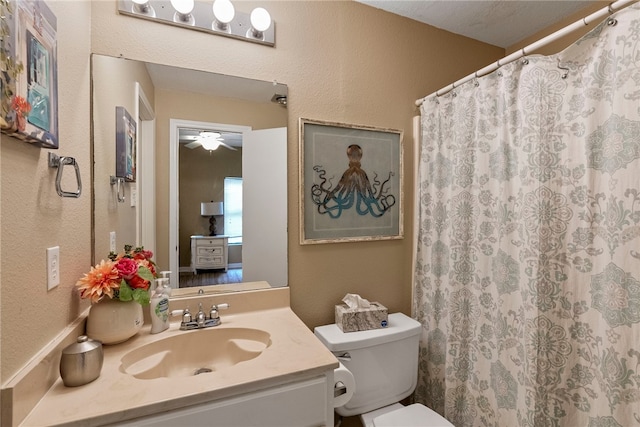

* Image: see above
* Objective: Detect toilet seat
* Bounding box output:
[372,404,455,427]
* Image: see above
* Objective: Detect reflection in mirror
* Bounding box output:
[91,54,288,295]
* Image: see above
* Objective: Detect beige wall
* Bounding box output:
[0,0,604,402]
[179,146,242,266]
[0,1,92,383]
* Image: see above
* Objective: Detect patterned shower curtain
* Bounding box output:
[414,4,640,427]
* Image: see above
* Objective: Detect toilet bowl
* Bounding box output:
[363,403,454,427]
[314,313,453,427]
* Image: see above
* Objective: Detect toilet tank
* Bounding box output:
[314,312,421,417]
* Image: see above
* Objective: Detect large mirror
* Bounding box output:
[91,54,288,293]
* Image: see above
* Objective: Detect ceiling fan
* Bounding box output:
[183,131,238,151]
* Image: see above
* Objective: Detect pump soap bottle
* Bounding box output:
[150,278,170,334]
[159,271,172,297]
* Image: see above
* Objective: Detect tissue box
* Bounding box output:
[335,302,388,332]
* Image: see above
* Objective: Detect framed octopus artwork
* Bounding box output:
[299,118,403,245]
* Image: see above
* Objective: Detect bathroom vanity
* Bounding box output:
[8,287,338,426]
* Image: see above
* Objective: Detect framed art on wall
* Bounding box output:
[299,118,403,245]
[0,0,58,148]
[115,106,136,182]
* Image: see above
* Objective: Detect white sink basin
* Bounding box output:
[119,327,272,379]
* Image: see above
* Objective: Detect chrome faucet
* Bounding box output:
[172,303,229,330]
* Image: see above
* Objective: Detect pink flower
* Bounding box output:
[116,257,138,280]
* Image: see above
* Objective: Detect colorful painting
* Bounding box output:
[0,0,58,148]
[115,106,136,182]
[300,118,403,244]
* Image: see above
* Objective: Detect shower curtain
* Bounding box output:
[414,4,640,427]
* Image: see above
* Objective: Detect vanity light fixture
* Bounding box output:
[248,7,271,40]
[170,0,195,25]
[117,0,275,46]
[131,0,155,16]
[212,0,234,32]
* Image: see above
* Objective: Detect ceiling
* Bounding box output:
[354,0,606,48]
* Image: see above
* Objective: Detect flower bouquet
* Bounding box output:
[76,245,157,306]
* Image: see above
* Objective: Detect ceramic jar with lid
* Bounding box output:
[59,335,104,387]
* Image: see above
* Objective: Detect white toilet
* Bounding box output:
[314,312,454,427]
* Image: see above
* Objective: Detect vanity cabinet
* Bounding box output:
[190,235,228,273]
[116,376,332,427]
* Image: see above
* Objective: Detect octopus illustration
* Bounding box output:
[311,144,396,218]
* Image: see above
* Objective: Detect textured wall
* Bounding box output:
[1,1,92,383]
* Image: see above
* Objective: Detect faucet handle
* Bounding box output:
[216,303,230,310]
[182,307,192,323]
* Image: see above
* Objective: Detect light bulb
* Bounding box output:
[170,0,194,15]
[250,7,271,32]
[213,0,235,24]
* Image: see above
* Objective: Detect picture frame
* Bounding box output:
[299,118,403,245]
[115,106,136,182]
[0,0,59,148]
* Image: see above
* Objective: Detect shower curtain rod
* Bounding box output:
[415,0,639,106]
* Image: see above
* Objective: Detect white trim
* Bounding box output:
[135,83,155,253]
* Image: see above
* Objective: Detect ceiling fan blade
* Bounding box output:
[220,142,238,151]
[184,141,202,149]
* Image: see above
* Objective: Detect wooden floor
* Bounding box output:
[179,268,243,287]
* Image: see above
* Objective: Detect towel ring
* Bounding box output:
[110,176,126,203]
[48,153,82,198]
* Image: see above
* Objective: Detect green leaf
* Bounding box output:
[137,265,154,281]
[132,288,150,306]
[118,280,133,302]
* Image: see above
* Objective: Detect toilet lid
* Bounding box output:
[372,404,455,427]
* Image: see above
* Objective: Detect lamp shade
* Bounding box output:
[201,202,223,216]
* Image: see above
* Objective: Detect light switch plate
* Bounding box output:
[110,231,116,253]
[47,246,60,290]
[130,186,136,207]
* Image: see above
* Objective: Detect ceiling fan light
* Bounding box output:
[200,139,221,151]
[200,131,221,139]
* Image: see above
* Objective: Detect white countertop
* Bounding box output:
[18,290,337,426]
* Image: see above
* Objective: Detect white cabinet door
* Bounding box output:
[117,376,330,427]
[242,127,287,288]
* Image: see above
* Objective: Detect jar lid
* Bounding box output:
[62,335,102,355]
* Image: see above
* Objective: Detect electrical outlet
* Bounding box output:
[110,231,116,253]
[47,246,60,290]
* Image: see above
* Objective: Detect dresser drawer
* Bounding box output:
[196,255,224,267]
[197,238,221,246]
[197,246,223,256]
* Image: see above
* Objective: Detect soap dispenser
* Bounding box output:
[150,278,170,334]
[159,271,172,297]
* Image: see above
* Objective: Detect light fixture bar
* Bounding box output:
[117,0,275,47]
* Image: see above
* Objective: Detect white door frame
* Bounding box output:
[136,83,156,253]
[169,119,251,288]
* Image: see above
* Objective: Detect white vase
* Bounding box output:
[86,298,144,345]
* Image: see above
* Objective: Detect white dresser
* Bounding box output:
[190,235,229,273]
